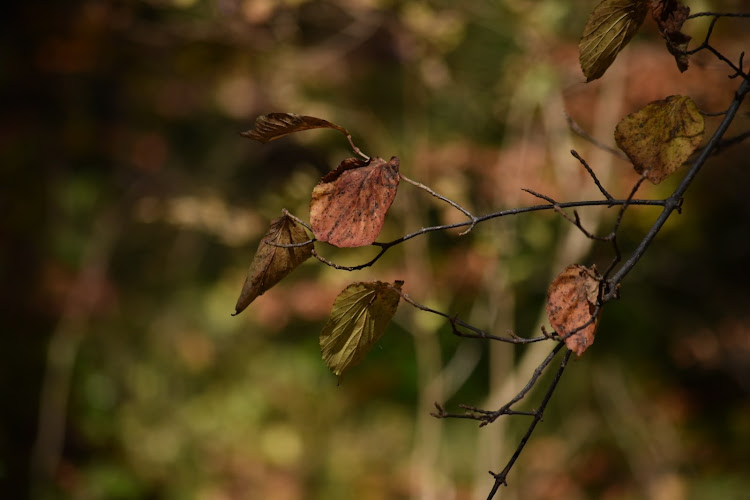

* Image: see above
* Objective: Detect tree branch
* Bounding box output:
[604,77,750,300]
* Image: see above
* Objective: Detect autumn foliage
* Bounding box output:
[232,0,749,496]
[310,156,400,248]
[615,95,705,183]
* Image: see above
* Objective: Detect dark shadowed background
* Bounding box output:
[2,0,749,498]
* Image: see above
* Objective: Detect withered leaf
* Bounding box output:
[233,212,313,315]
[649,0,691,72]
[579,0,649,82]
[241,113,349,143]
[615,95,704,184]
[320,280,403,380]
[310,156,400,248]
[546,265,601,356]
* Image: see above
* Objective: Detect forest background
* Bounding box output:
[2,0,750,499]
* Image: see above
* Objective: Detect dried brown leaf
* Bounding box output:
[579,0,649,82]
[233,212,313,315]
[546,265,601,356]
[615,95,705,184]
[320,280,403,380]
[649,0,691,72]
[310,156,400,248]
[241,113,349,143]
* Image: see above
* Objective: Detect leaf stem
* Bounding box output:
[399,173,478,235]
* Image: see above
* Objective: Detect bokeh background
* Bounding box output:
[2,0,750,499]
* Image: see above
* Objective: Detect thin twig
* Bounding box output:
[687,11,750,19]
[601,173,667,289]
[571,150,615,201]
[699,109,728,117]
[521,188,557,204]
[684,15,749,80]
[399,173,478,235]
[399,292,548,345]
[487,349,573,498]
[311,247,387,271]
[265,239,316,248]
[566,113,628,161]
[526,188,609,241]
[282,208,314,231]
[346,134,370,161]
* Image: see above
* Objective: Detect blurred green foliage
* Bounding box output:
[2,0,750,499]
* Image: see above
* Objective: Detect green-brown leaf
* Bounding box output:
[546,265,601,356]
[241,113,349,143]
[233,212,313,315]
[614,95,705,184]
[579,0,649,82]
[320,280,403,380]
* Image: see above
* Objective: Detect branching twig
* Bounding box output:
[433,343,566,424]
[600,173,649,283]
[603,77,750,300]
[399,292,548,345]
[684,14,749,81]
[307,197,665,270]
[486,349,573,498]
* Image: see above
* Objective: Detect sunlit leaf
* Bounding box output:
[546,265,601,356]
[615,95,704,184]
[650,0,691,72]
[310,156,400,248]
[320,280,403,380]
[579,0,649,82]
[240,113,349,143]
[233,212,313,315]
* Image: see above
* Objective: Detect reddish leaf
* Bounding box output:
[233,212,313,315]
[310,156,400,248]
[546,265,601,356]
[649,0,691,72]
[241,113,349,143]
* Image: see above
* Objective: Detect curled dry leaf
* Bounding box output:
[546,265,601,356]
[310,156,400,248]
[233,212,313,315]
[320,280,403,380]
[240,113,349,143]
[650,0,691,72]
[615,95,704,184]
[579,0,649,82]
